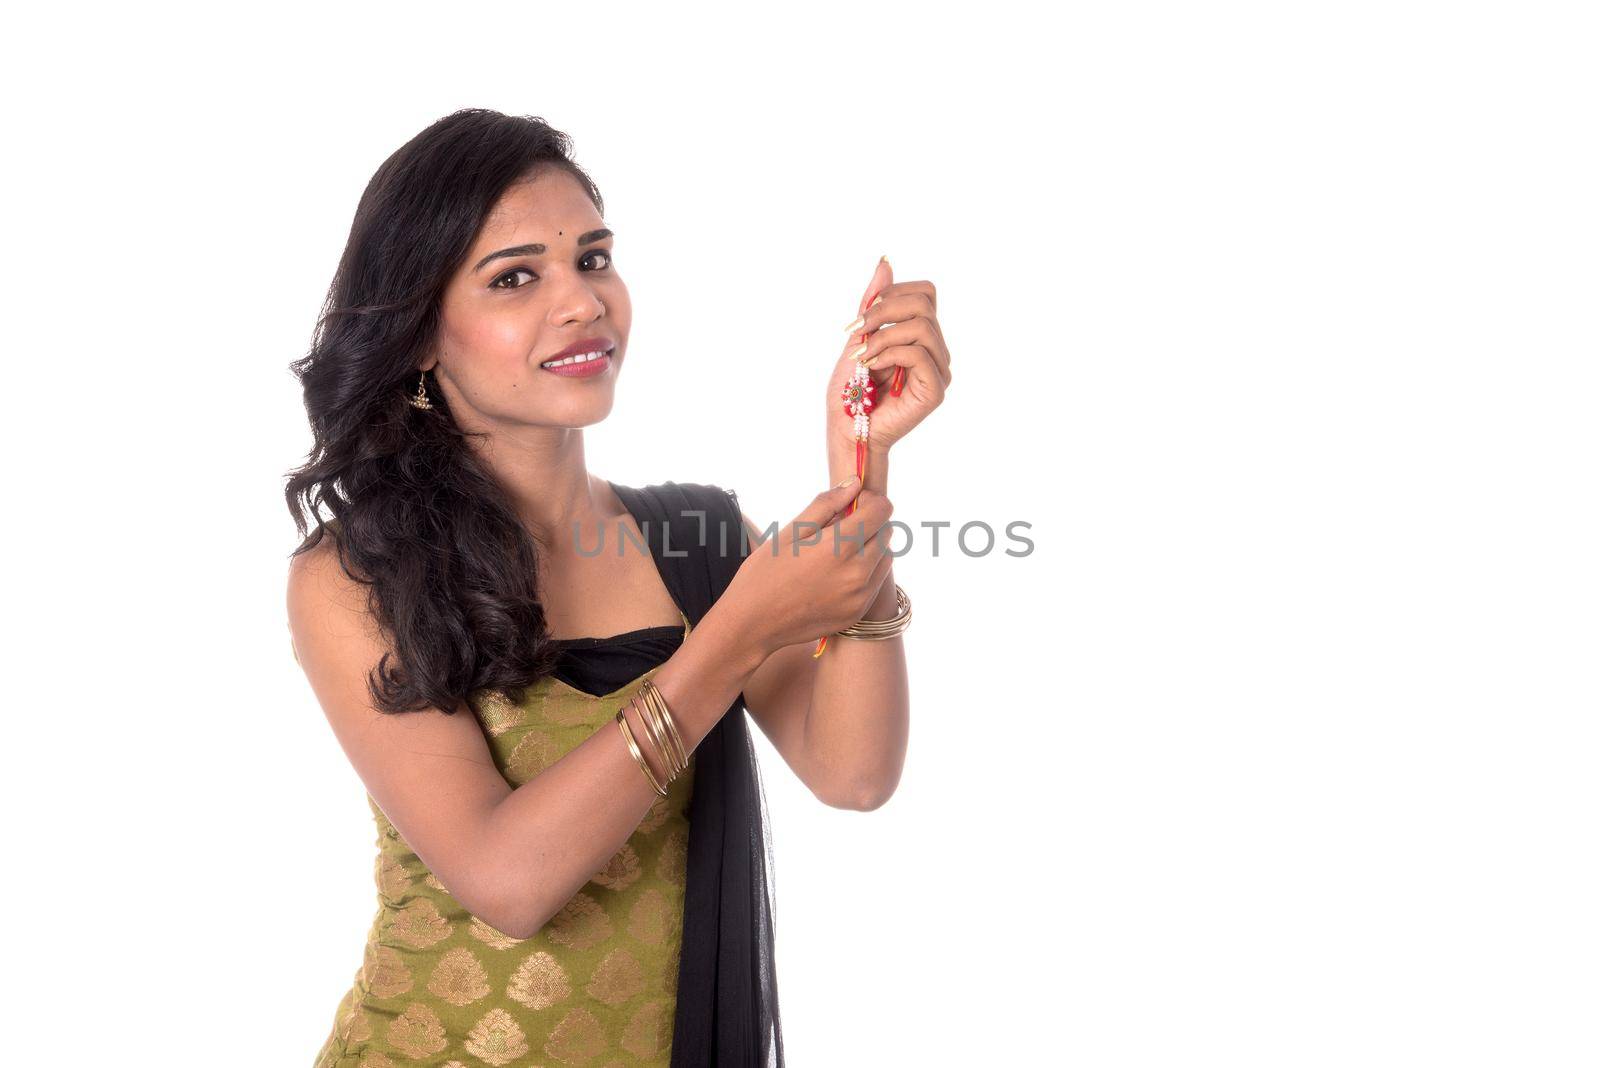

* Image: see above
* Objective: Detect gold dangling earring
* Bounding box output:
[409,369,433,411]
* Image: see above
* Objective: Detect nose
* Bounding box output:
[548,274,607,326]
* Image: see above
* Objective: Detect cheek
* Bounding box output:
[474,313,535,354]
[447,309,542,376]
[607,284,633,326]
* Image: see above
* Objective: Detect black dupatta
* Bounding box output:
[608,480,785,1068]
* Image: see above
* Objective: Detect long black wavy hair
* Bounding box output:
[284,108,602,714]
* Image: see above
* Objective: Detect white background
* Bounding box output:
[6,2,1596,1064]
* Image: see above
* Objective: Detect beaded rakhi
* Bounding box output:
[814,272,903,657]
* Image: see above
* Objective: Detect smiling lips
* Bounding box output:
[539,342,615,377]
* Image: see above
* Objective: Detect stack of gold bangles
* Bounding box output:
[834,583,912,641]
[615,678,688,798]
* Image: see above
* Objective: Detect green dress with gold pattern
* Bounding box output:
[312,614,696,1068]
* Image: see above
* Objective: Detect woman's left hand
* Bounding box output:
[826,258,952,460]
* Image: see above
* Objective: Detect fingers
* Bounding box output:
[847,285,936,345]
[843,509,898,592]
[846,487,893,527]
[865,512,897,563]
[823,489,894,548]
[852,336,950,400]
[848,283,939,362]
[857,257,894,317]
[855,287,938,341]
[853,317,948,380]
[795,476,863,528]
[848,288,951,385]
[856,279,936,323]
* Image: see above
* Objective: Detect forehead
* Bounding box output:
[475,167,600,244]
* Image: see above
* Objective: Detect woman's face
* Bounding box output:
[427,164,631,432]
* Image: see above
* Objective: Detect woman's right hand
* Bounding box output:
[723,477,896,656]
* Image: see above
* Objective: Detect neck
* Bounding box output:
[467,425,612,553]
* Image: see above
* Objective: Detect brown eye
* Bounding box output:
[584,249,613,270]
[491,267,535,289]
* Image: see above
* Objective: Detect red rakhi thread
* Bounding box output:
[815,287,886,658]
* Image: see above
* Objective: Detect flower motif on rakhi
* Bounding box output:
[840,366,877,417]
[840,363,877,441]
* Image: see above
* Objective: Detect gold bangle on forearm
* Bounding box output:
[615,706,668,797]
[644,680,687,773]
[835,583,912,640]
[635,688,682,781]
[638,679,688,777]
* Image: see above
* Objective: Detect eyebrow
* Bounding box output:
[472,228,613,273]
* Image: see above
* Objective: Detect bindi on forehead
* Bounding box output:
[470,226,615,274]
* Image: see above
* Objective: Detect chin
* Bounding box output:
[545,395,617,428]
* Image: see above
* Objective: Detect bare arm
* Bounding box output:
[748,266,944,808]
[287,539,765,940]
[741,440,910,810]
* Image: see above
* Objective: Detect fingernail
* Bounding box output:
[869,295,884,308]
[862,355,879,367]
[880,254,890,267]
[848,343,869,360]
[844,314,865,333]
[834,474,859,489]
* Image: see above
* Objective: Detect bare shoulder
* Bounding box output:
[284,527,516,929]
[285,532,399,734]
[287,533,370,641]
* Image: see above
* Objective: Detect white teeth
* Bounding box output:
[541,348,611,368]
